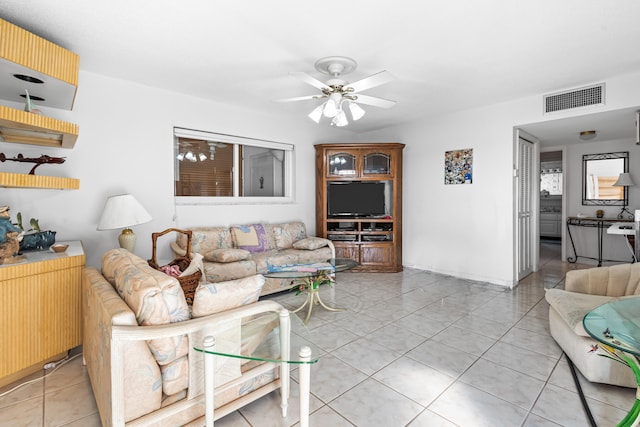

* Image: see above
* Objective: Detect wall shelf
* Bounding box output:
[0,171,79,189]
[0,19,79,148]
[0,106,79,148]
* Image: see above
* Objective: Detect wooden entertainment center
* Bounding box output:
[315,143,404,272]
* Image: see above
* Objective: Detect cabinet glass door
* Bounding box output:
[363,152,391,176]
[328,152,357,177]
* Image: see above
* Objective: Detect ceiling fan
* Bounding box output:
[276,56,396,126]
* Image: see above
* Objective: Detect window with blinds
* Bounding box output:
[174,127,293,204]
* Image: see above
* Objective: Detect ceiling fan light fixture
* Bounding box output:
[308,105,323,123]
[198,152,207,161]
[176,152,185,161]
[323,99,338,118]
[333,110,348,127]
[185,151,196,162]
[349,101,365,121]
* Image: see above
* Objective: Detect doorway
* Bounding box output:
[540,151,563,253]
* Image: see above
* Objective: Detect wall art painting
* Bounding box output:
[445,148,473,185]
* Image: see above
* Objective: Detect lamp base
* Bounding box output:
[118,228,137,252]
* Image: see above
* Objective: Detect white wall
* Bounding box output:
[0,70,347,268]
[360,71,640,287]
[4,69,640,284]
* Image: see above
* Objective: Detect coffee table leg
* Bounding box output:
[291,291,314,324]
[298,346,312,427]
[314,290,345,312]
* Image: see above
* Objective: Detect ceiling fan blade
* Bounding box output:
[274,95,323,103]
[344,70,394,93]
[353,94,396,109]
[290,71,330,90]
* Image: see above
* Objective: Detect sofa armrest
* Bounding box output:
[83,267,162,425]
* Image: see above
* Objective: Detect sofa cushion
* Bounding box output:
[231,224,269,253]
[203,259,257,283]
[265,247,334,271]
[101,249,190,324]
[192,275,265,317]
[274,222,307,250]
[177,227,235,254]
[545,289,614,337]
[293,237,330,250]
[565,263,640,296]
[101,248,190,396]
[204,248,251,263]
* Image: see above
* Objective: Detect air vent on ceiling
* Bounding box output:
[543,83,605,114]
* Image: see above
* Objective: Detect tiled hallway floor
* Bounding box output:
[1,241,635,426]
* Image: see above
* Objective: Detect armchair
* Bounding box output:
[545,262,640,388]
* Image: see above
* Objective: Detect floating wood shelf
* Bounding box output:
[0,171,79,189]
[0,19,80,148]
[0,106,79,148]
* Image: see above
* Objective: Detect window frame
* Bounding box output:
[174,127,295,205]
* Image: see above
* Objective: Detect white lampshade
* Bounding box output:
[308,104,323,123]
[332,109,348,127]
[613,173,635,187]
[348,101,366,121]
[97,194,152,252]
[322,99,338,118]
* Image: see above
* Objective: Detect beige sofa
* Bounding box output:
[83,248,290,426]
[172,221,335,296]
[545,263,640,388]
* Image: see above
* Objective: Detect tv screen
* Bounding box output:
[328,181,386,217]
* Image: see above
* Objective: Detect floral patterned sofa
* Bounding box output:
[83,248,290,426]
[172,221,335,296]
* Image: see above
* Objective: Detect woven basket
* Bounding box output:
[148,228,201,305]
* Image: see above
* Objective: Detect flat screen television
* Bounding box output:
[327,181,386,217]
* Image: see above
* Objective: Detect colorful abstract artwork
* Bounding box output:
[445,148,473,185]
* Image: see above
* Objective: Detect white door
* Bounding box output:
[517,137,535,279]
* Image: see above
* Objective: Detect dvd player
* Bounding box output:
[328,235,357,241]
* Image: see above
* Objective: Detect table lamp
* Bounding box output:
[97,194,152,252]
[613,172,635,219]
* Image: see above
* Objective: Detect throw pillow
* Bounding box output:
[292,237,330,250]
[191,274,265,317]
[231,224,268,253]
[204,248,251,263]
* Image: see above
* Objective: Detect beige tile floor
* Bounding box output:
[0,241,636,426]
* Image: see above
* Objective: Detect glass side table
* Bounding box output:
[583,297,640,427]
[194,308,318,427]
[264,258,358,324]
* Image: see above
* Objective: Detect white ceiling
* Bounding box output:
[1,0,640,141]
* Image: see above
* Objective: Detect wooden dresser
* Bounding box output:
[0,241,85,387]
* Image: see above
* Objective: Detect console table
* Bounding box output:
[566,217,633,266]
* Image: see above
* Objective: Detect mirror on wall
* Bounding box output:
[582,151,628,206]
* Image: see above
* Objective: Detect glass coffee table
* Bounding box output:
[265,258,358,324]
[194,306,319,427]
[583,297,640,427]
